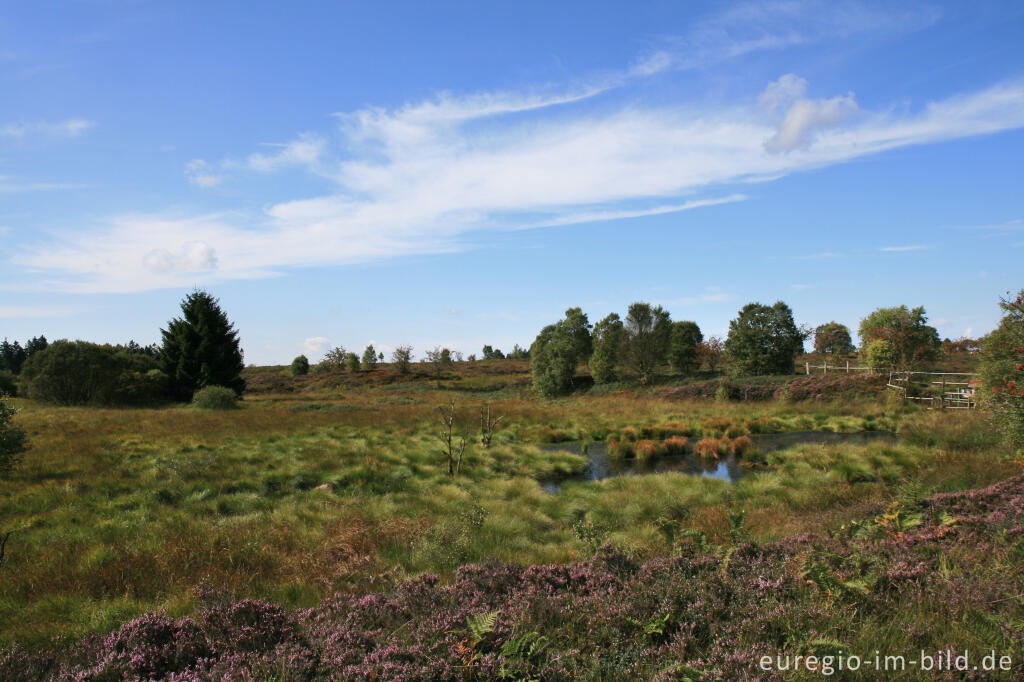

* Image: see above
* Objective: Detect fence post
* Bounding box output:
[805,362,809,376]
[846,360,850,373]
[823,360,827,376]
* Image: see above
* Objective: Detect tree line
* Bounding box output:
[529,300,948,397]
[1,290,244,406]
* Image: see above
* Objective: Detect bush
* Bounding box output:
[531,321,579,397]
[192,385,239,409]
[20,340,165,405]
[0,371,16,397]
[0,396,28,475]
[345,353,361,373]
[866,339,898,371]
[978,289,1024,450]
[290,355,310,376]
[391,345,413,373]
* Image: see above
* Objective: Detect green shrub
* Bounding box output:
[345,353,361,373]
[866,339,898,371]
[978,289,1024,450]
[290,355,310,376]
[191,385,240,409]
[0,395,28,474]
[20,340,164,405]
[531,319,580,397]
[0,370,17,396]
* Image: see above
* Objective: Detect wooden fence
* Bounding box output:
[804,361,873,375]
[886,371,976,409]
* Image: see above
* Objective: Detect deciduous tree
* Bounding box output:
[698,336,724,372]
[813,322,855,356]
[624,302,671,384]
[562,307,593,362]
[361,345,378,370]
[391,345,414,373]
[590,313,624,384]
[668,321,703,374]
[858,305,939,371]
[530,323,577,397]
[725,301,805,376]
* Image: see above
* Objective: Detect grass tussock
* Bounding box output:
[0,359,1018,655]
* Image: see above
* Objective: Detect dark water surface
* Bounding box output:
[538,430,897,493]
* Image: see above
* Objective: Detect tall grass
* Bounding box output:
[0,368,1017,646]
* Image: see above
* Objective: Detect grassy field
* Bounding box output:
[1,359,1018,657]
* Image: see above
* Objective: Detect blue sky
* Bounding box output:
[1,1,1022,365]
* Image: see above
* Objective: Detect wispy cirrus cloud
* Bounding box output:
[184,160,224,188]
[0,118,95,139]
[244,133,327,173]
[880,245,929,252]
[660,288,737,307]
[638,0,941,73]
[14,72,1024,294]
[8,1,1023,295]
[795,251,843,260]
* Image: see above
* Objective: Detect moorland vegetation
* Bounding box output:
[0,289,1020,679]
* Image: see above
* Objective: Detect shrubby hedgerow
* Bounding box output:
[979,289,1024,449]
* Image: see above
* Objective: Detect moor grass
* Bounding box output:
[0,361,1019,650]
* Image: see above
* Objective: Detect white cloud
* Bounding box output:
[761,74,859,153]
[661,288,736,306]
[795,252,843,260]
[880,245,928,252]
[184,159,224,188]
[142,241,218,273]
[12,70,1024,293]
[303,336,329,355]
[526,195,748,229]
[246,133,326,173]
[0,118,95,138]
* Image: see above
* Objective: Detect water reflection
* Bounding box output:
[538,430,896,493]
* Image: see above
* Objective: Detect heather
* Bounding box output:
[1,355,1020,678]
[3,474,1023,680]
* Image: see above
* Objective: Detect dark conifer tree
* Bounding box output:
[160,290,245,400]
